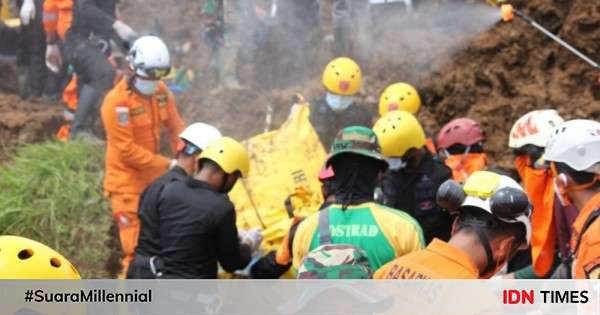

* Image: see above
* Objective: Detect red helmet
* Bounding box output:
[437,118,485,149]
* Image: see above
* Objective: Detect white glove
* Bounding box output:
[20,0,36,26]
[169,159,178,169]
[45,44,62,73]
[112,20,138,42]
[238,228,263,252]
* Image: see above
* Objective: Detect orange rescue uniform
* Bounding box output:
[374,239,479,279]
[444,153,487,183]
[571,192,600,279]
[43,0,73,41]
[101,78,185,274]
[515,156,556,276]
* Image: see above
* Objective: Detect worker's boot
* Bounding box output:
[70,84,104,139]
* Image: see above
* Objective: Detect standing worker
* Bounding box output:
[292,126,424,278]
[375,171,531,279]
[46,0,138,138]
[310,57,373,148]
[374,110,453,243]
[543,119,600,279]
[507,109,566,278]
[101,35,185,277]
[437,118,487,183]
[127,123,222,279]
[148,137,260,278]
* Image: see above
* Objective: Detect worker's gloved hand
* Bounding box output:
[19,0,36,26]
[45,44,62,73]
[238,228,263,253]
[112,20,138,42]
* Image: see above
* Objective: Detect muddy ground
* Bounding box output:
[1,0,599,169]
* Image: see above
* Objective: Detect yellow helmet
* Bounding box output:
[373,110,426,157]
[199,137,250,177]
[322,57,362,96]
[378,82,421,116]
[0,235,81,279]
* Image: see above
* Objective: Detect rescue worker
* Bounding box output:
[507,109,566,278]
[437,118,487,183]
[374,110,453,243]
[292,126,424,273]
[324,0,372,62]
[149,137,260,278]
[200,0,254,92]
[127,123,222,279]
[378,82,437,154]
[310,57,372,148]
[375,171,531,279]
[543,119,600,279]
[101,35,185,277]
[45,0,137,138]
[16,0,53,101]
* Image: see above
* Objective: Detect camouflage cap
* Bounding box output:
[327,126,387,166]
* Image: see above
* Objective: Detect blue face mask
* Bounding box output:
[326,92,354,112]
[133,77,160,95]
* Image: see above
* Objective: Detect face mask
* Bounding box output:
[326,92,354,112]
[445,153,487,182]
[553,176,572,207]
[386,158,406,171]
[133,77,160,95]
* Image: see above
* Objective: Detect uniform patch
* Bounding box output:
[130,106,146,116]
[116,107,129,126]
[156,93,168,108]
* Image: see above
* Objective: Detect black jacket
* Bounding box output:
[155,178,251,278]
[135,166,189,258]
[67,0,117,43]
[309,98,374,149]
[382,151,453,244]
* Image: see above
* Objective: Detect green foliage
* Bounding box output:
[0,141,112,278]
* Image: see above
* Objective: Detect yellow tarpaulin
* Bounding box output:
[229,99,326,254]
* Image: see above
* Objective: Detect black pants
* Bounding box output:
[64,37,115,136]
[16,0,49,97]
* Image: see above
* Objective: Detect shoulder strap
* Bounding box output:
[318,208,332,245]
[573,208,600,255]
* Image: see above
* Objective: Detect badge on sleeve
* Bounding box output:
[584,257,600,279]
[116,106,130,126]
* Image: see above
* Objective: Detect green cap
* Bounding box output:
[327,126,387,165]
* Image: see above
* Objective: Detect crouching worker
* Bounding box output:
[127,123,222,279]
[375,171,531,279]
[129,137,261,278]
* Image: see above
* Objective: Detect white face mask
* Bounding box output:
[133,77,160,95]
[326,92,354,112]
[386,158,407,171]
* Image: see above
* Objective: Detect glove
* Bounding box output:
[169,159,177,169]
[19,0,36,26]
[238,228,263,253]
[112,20,138,42]
[45,44,62,73]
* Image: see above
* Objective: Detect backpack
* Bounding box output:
[297,208,373,279]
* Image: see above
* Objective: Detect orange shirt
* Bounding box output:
[101,78,185,194]
[374,239,479,279]
[444,153,487,183]
[43,0,73,41]
[571,192,600,279]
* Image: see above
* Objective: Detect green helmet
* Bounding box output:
[327,126,387,166]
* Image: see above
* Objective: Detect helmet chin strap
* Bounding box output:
[473,227,496,277]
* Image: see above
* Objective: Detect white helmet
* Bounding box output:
[179,123,222,151]
[128,35,171,79]
[508,110,564,149]
[543,119,600,173]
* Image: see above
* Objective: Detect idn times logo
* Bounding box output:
[502,290,590,305]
